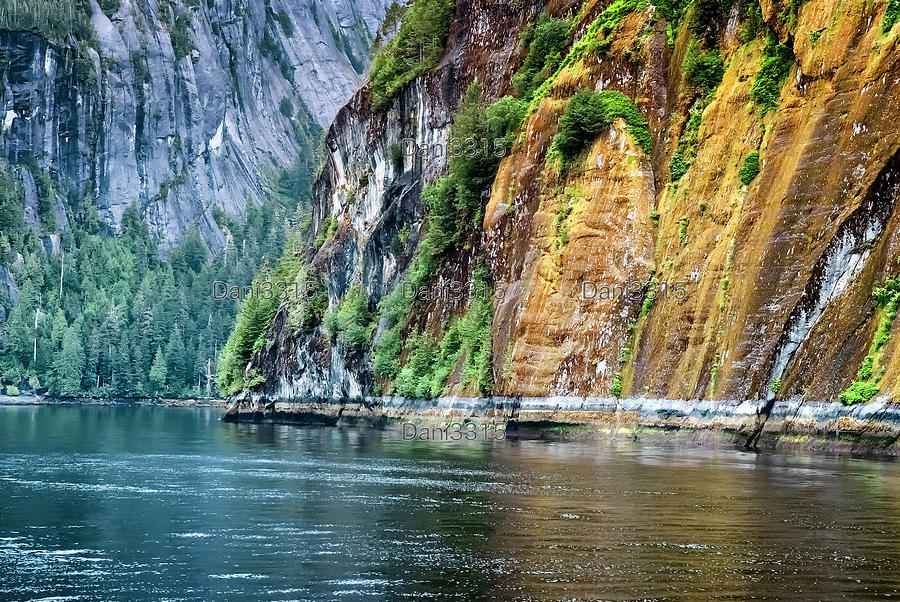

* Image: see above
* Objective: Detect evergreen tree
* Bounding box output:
[53,325,85,396]
[149,346,167,396]
[165,323,187,394]
[50,308,67,352]
[0,161,24,244]
[5,284,37,371]
[130,339,148,395]
[111,341,133,396]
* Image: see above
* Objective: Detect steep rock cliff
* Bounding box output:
[0,0,391,250]
[245,0,900,406]
[245,0,544,398]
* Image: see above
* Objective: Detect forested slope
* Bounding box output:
[0,0,390,397]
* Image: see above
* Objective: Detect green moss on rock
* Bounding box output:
[739,151,761,185]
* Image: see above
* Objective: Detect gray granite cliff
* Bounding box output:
[0,0,391,251]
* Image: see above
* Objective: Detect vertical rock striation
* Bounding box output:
[243,0,900,407]
[0,0,392,250]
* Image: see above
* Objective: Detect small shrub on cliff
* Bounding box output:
[669,151,690,181]
[669,100,705,183]
[885,0,900,33]
[261,28,292,81]
[872,283,900,351]
[72,42,97,91]
[368,0,456,110]
[279,98,294,118]
[170,12,195,60]
[638,277,659,319]
[708,361,720,396]
[610,372,624,398]
[389,143,404,166]
[25,161,56,231]
[683,42,725,96]
[751,35,794,114]
[485,96,527,149]
[552,92,606,162]
[130,52,151,86]
[392,222,411,253]
[99,0,120,17]
[551,90,651,168]
[838,277,900,405]
[873,276,900,307]
[314,216,337,248]
[857,355,874,381]
[719,276,729,311]
[739,150,761,185]
[839,381,879,405]
[273,11,294,37]
[324,286,375,350]
[512,14,571,100]
[554,194,577,250]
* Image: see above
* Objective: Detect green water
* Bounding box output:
[1,404,899,600]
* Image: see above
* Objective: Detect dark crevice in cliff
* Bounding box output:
[745,149,900,448]
[133,64,148,206]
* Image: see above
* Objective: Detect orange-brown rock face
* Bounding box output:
[486,112,657,396]
[486,0,900,402]
[252,0,900,405]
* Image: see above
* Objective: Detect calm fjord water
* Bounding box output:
[1,405,899,601]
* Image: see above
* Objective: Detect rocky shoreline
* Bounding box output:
[223,396,900,455]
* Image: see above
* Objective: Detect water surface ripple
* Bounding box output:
[1,405,898,600]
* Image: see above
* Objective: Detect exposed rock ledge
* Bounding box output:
[223,396,900,455]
